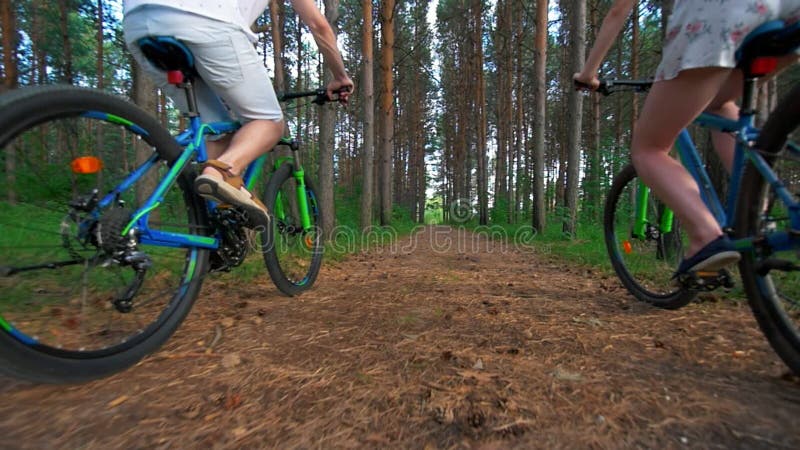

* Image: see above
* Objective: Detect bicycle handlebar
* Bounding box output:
[595,79,653,96]
[278,87,350,105]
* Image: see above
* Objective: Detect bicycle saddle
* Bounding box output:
[137,36,197,78]
[736,20,800,76]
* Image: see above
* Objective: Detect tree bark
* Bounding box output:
[1,0,18,204]
[360,0,375,230]
[562,0,585,237]
[131,59,158,211]
[318,0,339,239]
[57,0,74,84]
[474,0,488,225]
[378,0,395,225]
[96,0,104,89]
[532,0,548,232]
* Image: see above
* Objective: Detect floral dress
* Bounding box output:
[655,0,800,81]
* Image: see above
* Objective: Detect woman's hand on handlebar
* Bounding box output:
[327,76,354,104]
[573,70,600,92]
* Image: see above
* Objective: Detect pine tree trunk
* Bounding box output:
[562,0,585,237]
[58,0,74,84]
[379,0,395,225]
[532,0,548,232]
[131,59,158,217]
[360,0,376,230]
[587,1,601,220]
[2,0,18,204]
[318,0,339,239]
[473,0,488,225]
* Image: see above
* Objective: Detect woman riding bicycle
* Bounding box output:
[122,0,354,223]
[575,0,800,276]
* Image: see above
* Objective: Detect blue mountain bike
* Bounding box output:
[0,37,337,382]
[601,21,800,373]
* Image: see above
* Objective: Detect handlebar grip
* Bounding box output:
[596,80,611,96]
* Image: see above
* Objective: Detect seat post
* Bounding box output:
[183,81,200,118]
[741,77,758,116]
[167,70,199,118]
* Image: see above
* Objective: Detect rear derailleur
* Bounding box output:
[67,194,152,313]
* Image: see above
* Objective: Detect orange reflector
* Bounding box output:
[304,235,314,250]
[622,240,633,255]
[71,156,103,174]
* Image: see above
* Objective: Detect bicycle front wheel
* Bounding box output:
[261,162,323,296]
[0,86,210,383]
[604,164,695,309]
[737,84,800,375]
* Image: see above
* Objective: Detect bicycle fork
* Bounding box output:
[273,138,314,233]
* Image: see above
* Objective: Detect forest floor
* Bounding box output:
[1,226,800,449]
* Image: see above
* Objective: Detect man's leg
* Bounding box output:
[202,119,284,177]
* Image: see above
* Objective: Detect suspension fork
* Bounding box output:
[274,138,313,232]
[290,146,313,232]
[633,179,675,239]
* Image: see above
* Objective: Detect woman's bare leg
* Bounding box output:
[631,67,734,257]
[705,70,743,172]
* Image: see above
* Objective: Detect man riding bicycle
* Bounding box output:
[122,0,354,223]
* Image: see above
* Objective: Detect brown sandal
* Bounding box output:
[194,160,269,224]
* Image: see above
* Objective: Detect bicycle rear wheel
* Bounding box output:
[604,164,695,308]
[261,162,323,296]
[737,84,800,375]
[0,86,210,383]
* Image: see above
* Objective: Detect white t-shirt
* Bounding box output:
[123,0,271,41]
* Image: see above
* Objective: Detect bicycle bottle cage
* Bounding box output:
[735,20,800,77]
[137,36,197,85]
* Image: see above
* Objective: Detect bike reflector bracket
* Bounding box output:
[167,70,184,85]
[71,156,103,174]
[750,56,778,76]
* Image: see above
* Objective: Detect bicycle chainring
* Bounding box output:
[209,207,251,272]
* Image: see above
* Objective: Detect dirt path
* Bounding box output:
[1,226,799,449]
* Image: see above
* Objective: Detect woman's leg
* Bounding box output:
[705,70,743,172]
[631,67,734,257]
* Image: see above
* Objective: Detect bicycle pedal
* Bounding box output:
[677,268,735,291]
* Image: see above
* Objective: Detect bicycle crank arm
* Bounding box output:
[0,260,85,277]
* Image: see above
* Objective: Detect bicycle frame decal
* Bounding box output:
[178,249,199,298]
[244,154,268,192]
[81,111,149,137]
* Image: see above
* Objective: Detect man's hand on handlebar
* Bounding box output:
[326,76,354,104]
[573,70,601,92]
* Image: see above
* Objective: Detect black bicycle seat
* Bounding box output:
[137,36,197,77]
[736,20,800,76]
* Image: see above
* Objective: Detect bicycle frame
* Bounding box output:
[634,107,800,254]
[101,112,313,252]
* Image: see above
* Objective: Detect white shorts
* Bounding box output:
[123,5,283,123]
[656,0,800,81]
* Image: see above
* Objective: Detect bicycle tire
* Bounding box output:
[604,163,696,309]
[0,85,210,383]
[261,162,323,296]
[736,83,800,375]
